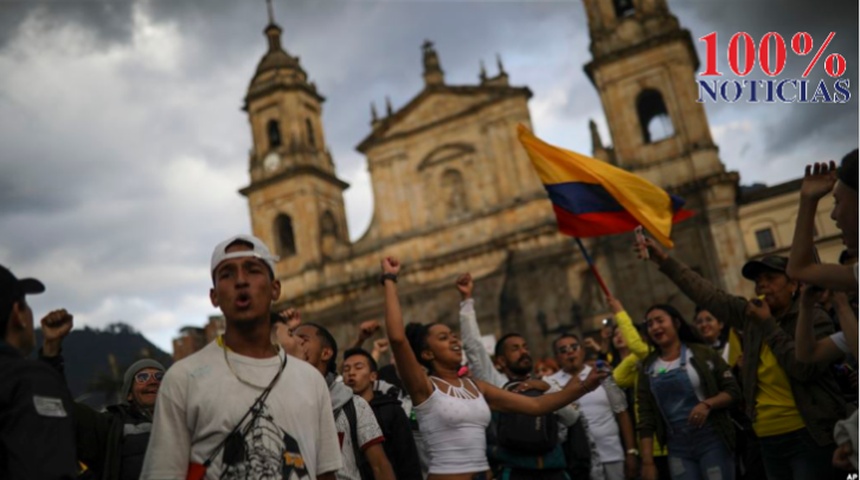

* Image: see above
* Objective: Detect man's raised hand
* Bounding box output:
[358,320,381,341]
[41,309,73,357]
[800,161,837,201]
[277,308,302,331]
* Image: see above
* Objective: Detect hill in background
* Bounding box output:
[34,322,173,409]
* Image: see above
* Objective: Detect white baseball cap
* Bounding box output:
[210,234,279,276]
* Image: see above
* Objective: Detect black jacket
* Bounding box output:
[370,389,422,480]
[659,256,853,446]
[74,403,152,480]
[41,351,152,480]
[0,341,77,479]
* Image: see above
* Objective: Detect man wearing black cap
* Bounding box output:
[637,241,851,480]
[0,264,78,479]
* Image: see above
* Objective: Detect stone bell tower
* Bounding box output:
[240,1,350,283]
[582,0,749,302]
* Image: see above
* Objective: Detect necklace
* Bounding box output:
[219,335,285,390]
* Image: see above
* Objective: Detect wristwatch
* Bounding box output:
[626,448,640,456]
[380,273,398,286]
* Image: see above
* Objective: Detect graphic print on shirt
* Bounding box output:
[221,403,310,480]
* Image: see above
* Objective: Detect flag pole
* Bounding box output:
[574,238,611,298]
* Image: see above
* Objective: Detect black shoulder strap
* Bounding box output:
[344,398,363,466]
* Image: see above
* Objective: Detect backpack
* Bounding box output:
[342,398,374,480]
[562,417,592,479]
[494,381,559,454]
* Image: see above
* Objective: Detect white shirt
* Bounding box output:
[547,365,627,464]
[141,342,342,480]
[831,331,850,354]
[335,396,384,480]
[651,348,705,401]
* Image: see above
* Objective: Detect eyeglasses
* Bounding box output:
[135,371,165,384]
[556,344,581,354]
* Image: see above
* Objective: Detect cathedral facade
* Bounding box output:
[237,0,752,354]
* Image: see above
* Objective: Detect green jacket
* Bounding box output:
[658,256,853,446]
[637,342,741,451]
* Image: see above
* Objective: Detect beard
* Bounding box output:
[508,356,533,376]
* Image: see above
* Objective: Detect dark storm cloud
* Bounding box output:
[0,0,135,51]
[673,0,858,158]
[0,0,855,350]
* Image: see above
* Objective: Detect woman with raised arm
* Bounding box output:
[380,257,606,480]
[636,304,741,480]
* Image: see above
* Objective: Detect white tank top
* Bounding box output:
[413,376,492,474]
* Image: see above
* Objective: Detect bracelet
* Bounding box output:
[380,273,398,286]
[700,401,712,410]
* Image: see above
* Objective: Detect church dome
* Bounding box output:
[250,24,307,85]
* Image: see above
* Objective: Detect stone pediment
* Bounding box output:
[387,91,492,136]
[357,85,531,153]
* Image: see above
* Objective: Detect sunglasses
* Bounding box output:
[135,371,165,384]
[556,344,581,354]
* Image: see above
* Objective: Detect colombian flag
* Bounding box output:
[517,124,694,247]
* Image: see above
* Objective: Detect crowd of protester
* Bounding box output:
[0,150,857,480]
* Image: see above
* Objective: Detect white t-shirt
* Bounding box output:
[334,396,384,480]
[651,348,705,401]
[831,331,850,354]
[547,366,628,464]
[140,342,342,480]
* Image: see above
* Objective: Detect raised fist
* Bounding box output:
[277,308,302,331]
[372,338,390,355]
[41,309,74,343]
[358,320,381,340]
[455,273,474,299]
[381,257,401,275]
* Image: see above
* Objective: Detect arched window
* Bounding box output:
[267,120,282,149]
[306,118,316,148]
[613,0,635,18]
[636,89,674,143]
[441,169,468,218]
[320,210,338,240]
[275,214,296,257]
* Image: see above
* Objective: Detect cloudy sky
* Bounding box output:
[1,0,856,353]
